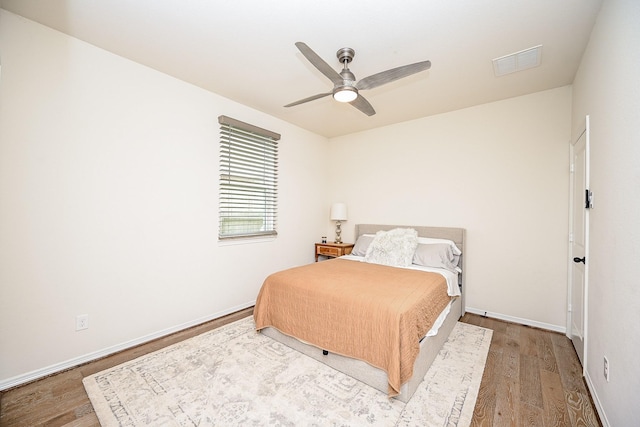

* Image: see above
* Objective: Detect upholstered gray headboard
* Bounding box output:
[355,224,464,253]
[354,224,466,313]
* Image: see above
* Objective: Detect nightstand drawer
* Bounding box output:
[317,246,340,257]
[314,242,354,261]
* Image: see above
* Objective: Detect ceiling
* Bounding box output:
[0,0,603,138]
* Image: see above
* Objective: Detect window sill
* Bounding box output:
[217,236,276,246]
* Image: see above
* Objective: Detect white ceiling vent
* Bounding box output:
[492,45,542,77]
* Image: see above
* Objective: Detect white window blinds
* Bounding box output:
[218,116,280,240]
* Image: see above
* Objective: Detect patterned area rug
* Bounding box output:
[83,317,491,426]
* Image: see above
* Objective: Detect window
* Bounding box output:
[218,115,279,240]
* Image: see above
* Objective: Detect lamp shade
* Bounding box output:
[330,203,348,221]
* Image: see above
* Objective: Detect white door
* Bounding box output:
[569,116,590,369]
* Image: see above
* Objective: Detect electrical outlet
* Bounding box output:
[76,314,89,331]
[603,356,610,382]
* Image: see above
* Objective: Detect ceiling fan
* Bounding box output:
[284,42,431,116]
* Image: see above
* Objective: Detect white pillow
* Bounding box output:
[364,228,419,267]
[417,237,462,255]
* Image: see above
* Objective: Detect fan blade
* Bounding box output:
[357,60,431,91]
[284,92,332,108]
[295,42,343,85]
[350,94,376,116]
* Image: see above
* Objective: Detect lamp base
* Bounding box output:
[334,221,343,244]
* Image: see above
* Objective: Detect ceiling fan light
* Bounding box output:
[333,87,358,103]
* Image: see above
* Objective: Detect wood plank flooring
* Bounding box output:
[461,313,601,427]
[0,310,600,426]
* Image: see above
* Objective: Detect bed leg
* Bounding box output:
[322,350,328,355]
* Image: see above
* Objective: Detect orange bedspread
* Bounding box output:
[253,258,452,396]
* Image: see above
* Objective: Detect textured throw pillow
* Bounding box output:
[364,228,419,267]
[351,234,375,256]
[413,243,461,273]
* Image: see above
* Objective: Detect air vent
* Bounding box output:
[492,45,542,77]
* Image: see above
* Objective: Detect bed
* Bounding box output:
[253,224,465,402]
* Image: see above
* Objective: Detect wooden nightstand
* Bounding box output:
[315,242,354,262]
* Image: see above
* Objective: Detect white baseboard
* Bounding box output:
[0,301,255,391]
[465,306,566,333]
[584,369,610,427]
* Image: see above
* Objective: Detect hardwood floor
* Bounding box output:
[1,311,600,426]
[461,313,601,427]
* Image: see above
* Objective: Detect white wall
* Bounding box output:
[571,0,640,425]
[328,87,572,330]
[0,10,329,386]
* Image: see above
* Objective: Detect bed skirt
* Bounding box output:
[260,296,462,403]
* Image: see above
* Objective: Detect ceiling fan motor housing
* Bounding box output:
[334,47,357,101]
[336,47,355,64]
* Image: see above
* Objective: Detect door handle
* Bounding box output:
[573,257,586,264]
